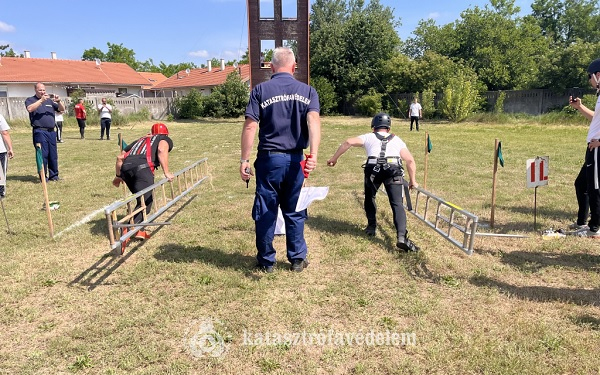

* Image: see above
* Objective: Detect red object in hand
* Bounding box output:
[300,154,312,178]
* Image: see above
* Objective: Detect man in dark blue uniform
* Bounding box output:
[240,47,321,273]
[25,83,65,181]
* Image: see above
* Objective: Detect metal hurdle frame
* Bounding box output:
[407,186,479,255]
[406,186,528,255]
[105,158,209,253]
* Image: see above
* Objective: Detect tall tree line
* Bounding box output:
[310,0,600,114]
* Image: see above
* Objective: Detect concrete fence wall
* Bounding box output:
[0,97,176,121]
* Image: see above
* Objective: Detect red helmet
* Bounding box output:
[151,123,169,135]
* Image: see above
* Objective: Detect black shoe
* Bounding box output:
[290,259,309,272]
[396,237,420,252]
[364,225,376,236]
[256,264,274,273]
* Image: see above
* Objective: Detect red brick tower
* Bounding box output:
[246,0,310,88]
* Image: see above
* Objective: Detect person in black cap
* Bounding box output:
[327,113,420,252]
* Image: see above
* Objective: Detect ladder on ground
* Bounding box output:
[104,158,209,253]
[407,186,479,255]
[406,186,527,255]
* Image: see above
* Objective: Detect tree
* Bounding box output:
[310,76,338,115]
[310,0,401,113]
[81,47,105,62]
[401,1,547,91]
[157,62,197,78]
[81,42,138,70]
[531,0,600,47]
[0,44,23,57]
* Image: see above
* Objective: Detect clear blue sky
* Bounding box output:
[0,0,533,67]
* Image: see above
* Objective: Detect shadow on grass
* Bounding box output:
[570,314,600,330]
[154,243,256,270]
[71,195,202,290]
[497,250,600,273]
[469,275,600,306]
[68,241,144,292]
[498,204,572,222]
[154,244,269,281]
[8,175,40,183]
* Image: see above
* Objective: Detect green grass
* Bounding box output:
[1,117,599,374]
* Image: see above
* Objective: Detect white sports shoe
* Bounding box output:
[568,222,588,230]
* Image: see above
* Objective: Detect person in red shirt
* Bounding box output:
[74,99,87,139]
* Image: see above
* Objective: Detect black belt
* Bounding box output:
[257,150,302,156]
[366,157,401,165]
[32,127,55,131]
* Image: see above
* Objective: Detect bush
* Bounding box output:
[494,91,506,114]
[421,90,436,119]
[201,92,225,118]
[439,73,480,122]
[355,89,383,116]
[311,76,338,115]
[212,71,249,118]
[174,89,203,119]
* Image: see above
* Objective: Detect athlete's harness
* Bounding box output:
[124,135,157,175]
[366,133,403,177]
[365,132,412,210]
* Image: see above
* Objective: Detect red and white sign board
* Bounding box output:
[526,156,549,188]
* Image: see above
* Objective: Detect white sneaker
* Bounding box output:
[568,222,588,230]
[573,227,591,236]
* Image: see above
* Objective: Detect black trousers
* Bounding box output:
[0,152,6,196]
[76,119,86,138]
[410,116,419,131]
[121,164,155,224]
[100,118,112,139]
[55,121,63,141]
[574,163,589,226]
[583,146,600,232]
[363,165,407,239]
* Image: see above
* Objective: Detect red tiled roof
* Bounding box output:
[138,72,168,90]
[0,57,149,86]
[155,64,250,90]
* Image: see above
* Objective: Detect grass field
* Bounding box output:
[1,117,599,374]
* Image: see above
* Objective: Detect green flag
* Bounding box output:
[427,134,432,153]
[35,146,43,174]
[118,138,128,150]
[497,141,504,167]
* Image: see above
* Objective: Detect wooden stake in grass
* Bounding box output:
[490,138,502,228]
[424,132,432,189]
[36,143,54,237]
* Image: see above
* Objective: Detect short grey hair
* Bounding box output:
[271,47,295,68]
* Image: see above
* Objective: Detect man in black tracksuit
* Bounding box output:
[113,123,174,240]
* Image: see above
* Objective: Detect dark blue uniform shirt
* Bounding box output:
[25,96,59,129]
[245,72,320,152]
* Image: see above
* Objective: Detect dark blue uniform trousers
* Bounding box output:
[33,128,59,180]
[253,152,307,266]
